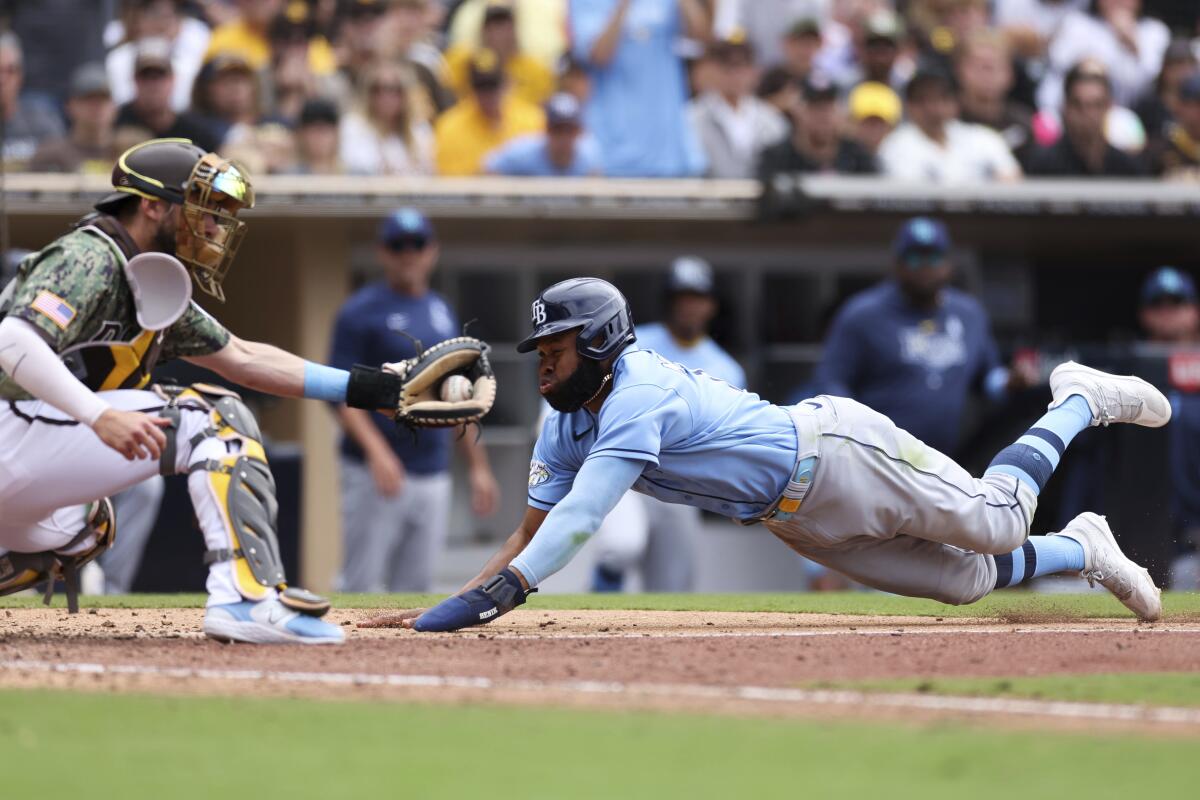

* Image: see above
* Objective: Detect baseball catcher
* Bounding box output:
[364,277,1166,632]
[0,138,493,642]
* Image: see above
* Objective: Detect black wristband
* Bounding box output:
[345,364,404,410]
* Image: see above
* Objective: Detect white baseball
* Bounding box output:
[440,375,474,402]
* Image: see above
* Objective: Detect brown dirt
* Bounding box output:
[1,607,1198,733]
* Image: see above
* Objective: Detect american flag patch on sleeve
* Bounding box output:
[30,290,76,330]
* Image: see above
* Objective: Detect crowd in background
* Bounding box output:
[1,0,1199,181]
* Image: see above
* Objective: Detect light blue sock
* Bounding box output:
[984,394,1092,496]
[993,536,1086,589]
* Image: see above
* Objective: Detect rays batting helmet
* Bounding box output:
[517,278,636,360]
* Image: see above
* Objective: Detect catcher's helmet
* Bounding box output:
[517,277,635,361]
[94,138,255,302]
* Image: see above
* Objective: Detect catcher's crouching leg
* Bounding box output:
[0,498,117,613]
[159,384,330,617]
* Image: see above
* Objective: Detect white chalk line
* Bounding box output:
[476,626,1200,641]
[2,658,1199,727]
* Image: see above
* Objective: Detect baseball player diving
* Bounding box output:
[375,277,1167,632]
[0,138,493,644]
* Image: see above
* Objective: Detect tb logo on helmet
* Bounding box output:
[531,300,547,325]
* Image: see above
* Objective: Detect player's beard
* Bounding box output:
[152,206,179,256]
[544,357,610,413]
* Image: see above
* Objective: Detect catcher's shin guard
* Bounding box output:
[0,498,117,613]
[160,383,332,617]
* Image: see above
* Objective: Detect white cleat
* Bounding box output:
[1051,512,1162,622]
[1048,361,1171,428]
[203,598,345,645]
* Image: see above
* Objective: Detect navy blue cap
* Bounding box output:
[545,92,583,128]
[379,207,434,244]
[1141,267,1197,305]
[893,217,950,257]
[667,256,715,295]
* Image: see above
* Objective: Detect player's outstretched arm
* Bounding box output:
[409,455,644,632]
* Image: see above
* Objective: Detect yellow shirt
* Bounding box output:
[444,46,555,107]
[205,20,337,75]
[435,95,545,176]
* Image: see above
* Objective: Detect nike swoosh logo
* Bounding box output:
[805,401,823,410]
[573,425,594,442]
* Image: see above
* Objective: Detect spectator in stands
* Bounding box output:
[107,0,211,113]
[756,66,802,118]
[955,30,1035,161]
[270,44,321,126]
[191,52,262,146]
[31,65,118,174]
[1136,267,1200,590]
[812,217,1034,457]
[1037,0,1170,111]
[689,37,789,180]
[0,33,66,171]
[335,0,389,79]
[715,0,834,68]
[207,0,338,77]
[485,91,602,176]
[338,61,434,176]
[434,50,544,175]
[290,97,343,173]
[569,0,709,178]
[847,80,901,158]
[556,53,591,102]
[1149,71,1200,179]
[994,0,1087,62]
[377,0,455,113]
[330,208,499,592]
[759,74,876,176]
[780,18,823,83]
[878,70,1022,183]
[839,9,910,93]
[447,0,568,70]
[1135,40,1197,150]
[7,0,109,108]
[445,4,554,106]
[115,38,223,151]
[1026,63,1146,175]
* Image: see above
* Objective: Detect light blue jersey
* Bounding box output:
[635,322,746,388]
[527,347,796,520]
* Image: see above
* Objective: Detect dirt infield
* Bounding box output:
[2,607,1198,733]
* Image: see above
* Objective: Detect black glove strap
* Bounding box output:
[345,364,404,410]
[482,568,534,614]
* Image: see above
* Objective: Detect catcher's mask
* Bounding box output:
[96,138,255,302]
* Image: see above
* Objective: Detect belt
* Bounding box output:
[740,403,821,525]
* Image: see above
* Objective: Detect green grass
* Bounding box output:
[3,590,1200,619]
[812,672,1200,708]
[0,689,1192,799]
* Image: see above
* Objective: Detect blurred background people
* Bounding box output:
[954,30,1034,162]
[0,33,66,170]
[485,91,602,176]
[447,0,567,69]
[330,208,500,592]
[444,3,554,106]
[435,49,543,175]
[107,0,211,112]
[1026,63,1146,176]
[689,36,788,179]
[289,96,342,173]
[759,73,876,176]
[847,79,901,158]
[1150,71,1200,180]
[779,18,823,84]
[812,217,1034,458]
[878,69,1022,183]
[206,0,337,77]
[31,64,119,174]
[341,60,434,175]
[114,37,223,151]
[568,0,708,177]
[591,256,746,592]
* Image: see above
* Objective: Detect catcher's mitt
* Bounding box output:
[384,337,497,427]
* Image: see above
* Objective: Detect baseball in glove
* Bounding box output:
[345,337,497,428]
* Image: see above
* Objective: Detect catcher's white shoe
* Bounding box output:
[1048,361,1171,428]
[203,598,345,645]
[1051,512,1162,622]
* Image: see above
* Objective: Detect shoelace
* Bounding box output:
[1093,387,1143,427]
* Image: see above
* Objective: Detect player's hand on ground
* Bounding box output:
[469,465,500,516]
[368,449,405,496]
[408,568,532,632]
[91,409,172,461]
[356,608,426,629]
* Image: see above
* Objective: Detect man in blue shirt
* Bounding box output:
[568,0,708,177]
[329,208,500,592]
[362,277,1167,632]
[813,217,1034,456]
[485,92,604,176]
[590,256,745,592]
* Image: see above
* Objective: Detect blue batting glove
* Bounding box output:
[412,568,533,632]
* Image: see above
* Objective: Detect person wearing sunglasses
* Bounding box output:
[328,207,500,593]
[811,216,1035,459]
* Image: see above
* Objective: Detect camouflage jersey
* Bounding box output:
[0,213,231,401]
